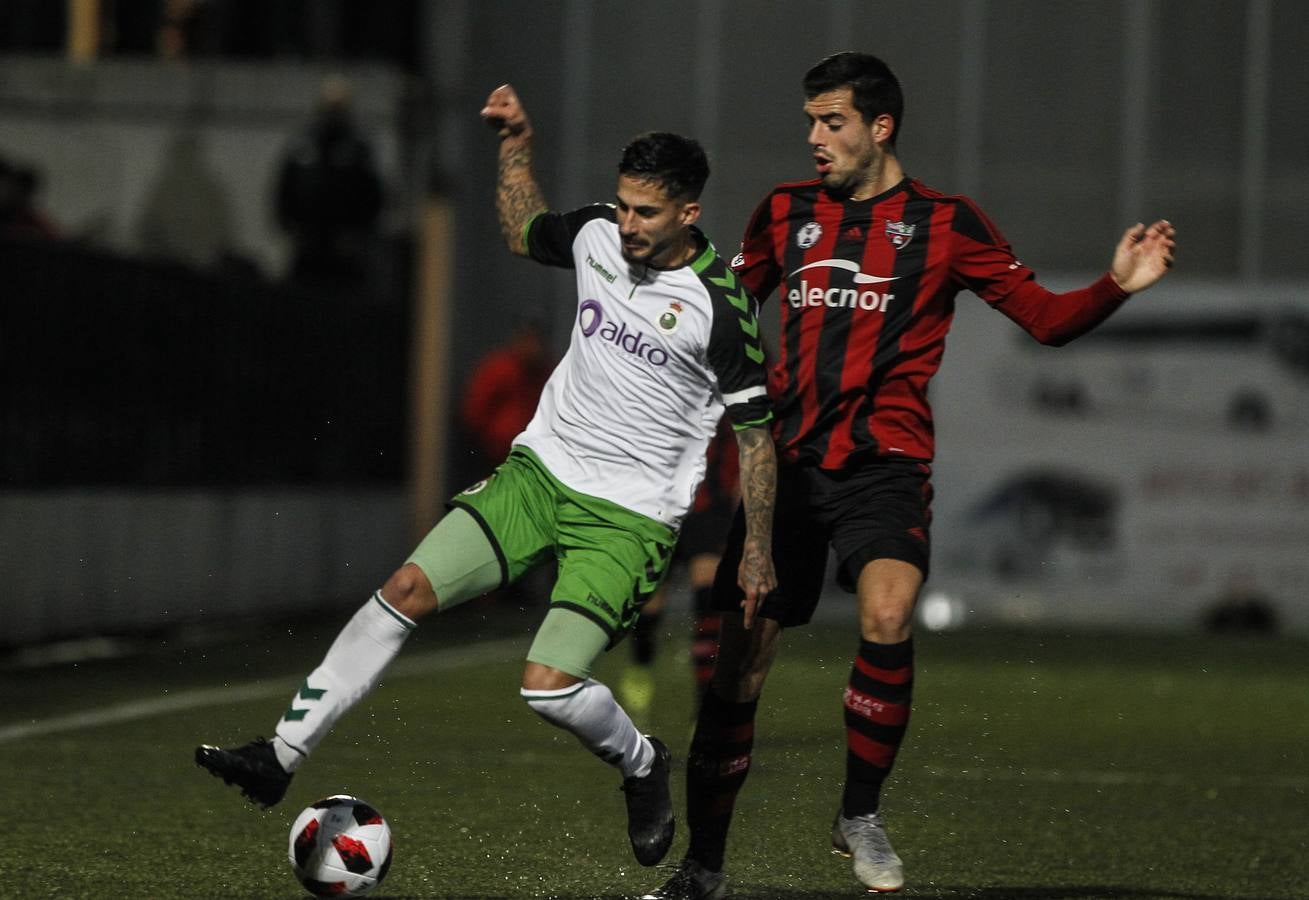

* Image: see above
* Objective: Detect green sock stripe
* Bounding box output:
[282,679,326,721]
[373,591,416,630]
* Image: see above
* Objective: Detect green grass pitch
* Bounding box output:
[1,603,1306,899]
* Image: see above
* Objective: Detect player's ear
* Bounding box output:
[679,200,702,227]
[871,113,895,147]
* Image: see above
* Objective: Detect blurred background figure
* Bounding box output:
[0,156,60,241]
[275,74,384,296]
[155,0,210,60]
[135,130,236,270]
[459,319,553,469]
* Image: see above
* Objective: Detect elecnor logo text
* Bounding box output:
[786,259,899,312]
[788,279,895,312]
[579,299,669,366]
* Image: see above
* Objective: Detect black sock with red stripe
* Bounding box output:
[689,588,721,703]
[842,637,913,817]
[685,689,757,872]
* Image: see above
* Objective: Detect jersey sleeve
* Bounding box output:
[524,204,615,268]
[730,191,784,304]
[950,197,1130,346]
[699,256,773,430]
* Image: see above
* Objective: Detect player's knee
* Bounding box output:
[380,563,439,621]
[520,661,580,693]
[860,603,914,643]
[710,617,777,701]
[856,560,921,642]
[520,665,588,726]
[713,666,768,702]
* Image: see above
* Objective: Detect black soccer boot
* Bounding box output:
[195,736,293,808]
[621,735,675,866]
[640,859,727,899]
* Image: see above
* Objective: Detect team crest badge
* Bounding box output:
[462,476,492,495]
[656,300,684,335]
[885,221,915,249]
[796,221,823,249]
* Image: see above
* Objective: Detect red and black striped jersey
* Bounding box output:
[732,176,1130,468]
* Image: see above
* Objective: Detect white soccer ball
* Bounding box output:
[288,794,394,897]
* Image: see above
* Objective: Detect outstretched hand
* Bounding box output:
[1110,219,1177,293]
[737,538,777,630]
[480,83,532,140]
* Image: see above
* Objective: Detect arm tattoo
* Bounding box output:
[735,425,777,548]
[496,137,548,256]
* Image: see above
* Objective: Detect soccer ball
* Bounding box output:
[288,794,394,897]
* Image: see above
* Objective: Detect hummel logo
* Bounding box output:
[586,253,617,283]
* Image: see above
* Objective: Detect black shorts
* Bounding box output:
[713,459,933,628]
[674,502,734,563]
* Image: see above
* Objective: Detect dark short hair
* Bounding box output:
[618,132,709,201]
[803,51,904,146]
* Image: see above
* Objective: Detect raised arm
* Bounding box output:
[733,425,778,629]
[480,84,547,256]
[957,208,1179,346]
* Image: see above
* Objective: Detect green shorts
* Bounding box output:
[414,447,675,643]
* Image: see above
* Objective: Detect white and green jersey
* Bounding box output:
[514,204,771,529]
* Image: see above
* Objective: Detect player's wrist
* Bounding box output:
[500,125,534,144]
[1105,270,1132,297]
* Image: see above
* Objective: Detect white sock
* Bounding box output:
[273,591,415,771]
[522,678,655,779]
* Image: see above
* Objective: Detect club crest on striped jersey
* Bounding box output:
[796,221,823,248]
[885,220,915,249]
[656,300,684,335]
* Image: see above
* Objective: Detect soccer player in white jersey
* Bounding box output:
[196,83,778,873]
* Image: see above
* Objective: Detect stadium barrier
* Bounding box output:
[1,239,411,647]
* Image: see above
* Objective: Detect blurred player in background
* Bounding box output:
[620,420,739,723]
[645,51,1177,899]
[460,318,552,468]
[197,82,778,873]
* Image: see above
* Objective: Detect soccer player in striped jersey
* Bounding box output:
[197,84,778,876]
[646,52,1176,898]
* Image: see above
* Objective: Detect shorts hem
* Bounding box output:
[448,498,509,589]
[837,539,929,592]
[551,600,621,649]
